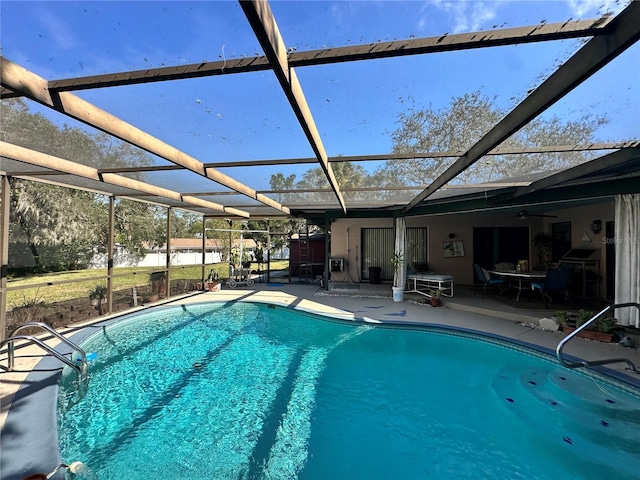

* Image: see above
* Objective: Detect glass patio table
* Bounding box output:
[488,270,547,301]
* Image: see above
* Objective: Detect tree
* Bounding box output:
[9,178,103,271]
[266,173,307,250]
[378,90,607,186]
[269,172,297,203]
[114,199,163,258]
[269,159,376,209]
[266,92,606,208]
[294,160,368,192]
[1,98,158,271]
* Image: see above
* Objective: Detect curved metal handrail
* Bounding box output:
[556,302,640,373]
[7,322,87,371]
[0,335,86,383]
[2,322,89,394]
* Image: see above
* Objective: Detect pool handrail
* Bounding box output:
[556,302,640,373]
[1,322,88,387]
[0,334,87,382]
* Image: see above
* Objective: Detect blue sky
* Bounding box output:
[1,0,638,193]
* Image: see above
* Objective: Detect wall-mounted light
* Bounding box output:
[448,233,457,239]
[590,219,602,234]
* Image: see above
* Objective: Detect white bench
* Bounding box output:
[406,274,454,298]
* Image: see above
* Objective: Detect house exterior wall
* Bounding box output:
[331,200,614,297]
[543,201,614,298]
[330,218,392,283]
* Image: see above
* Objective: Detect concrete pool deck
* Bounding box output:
[2,282,640,478]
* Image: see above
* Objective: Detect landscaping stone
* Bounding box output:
[539,317,560,331]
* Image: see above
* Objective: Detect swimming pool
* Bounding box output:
[57,302,640,479]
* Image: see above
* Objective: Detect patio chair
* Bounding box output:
[473,263,505,299]
[530,268,574,309]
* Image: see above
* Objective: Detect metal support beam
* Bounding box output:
[266,220,271,284]
[324,218,330,291]
[513,147,640,197]
[403,1,640,214]
[0,56,289,216]
[0,19,608,95]
[0,176,10,341]
[166,207,172,297]
[0,141,251,218]
[239,0,346,213]
[86,141,637,173]
[107,196,115,315]
[201,217,206,289]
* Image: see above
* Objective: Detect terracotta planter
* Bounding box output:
[430,298,442,307]
[562,326,615,343]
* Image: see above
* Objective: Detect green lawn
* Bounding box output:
[6,261,289,309]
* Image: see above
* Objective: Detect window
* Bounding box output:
[551,222,571,262]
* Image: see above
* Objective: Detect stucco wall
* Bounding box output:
[542,201,614,298]
[330,218,392,283]
[331,200,614,297]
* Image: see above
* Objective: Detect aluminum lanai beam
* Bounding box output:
[0,57,289,216]
[239,0,346,213]
[0,141,251,218]
[402,1,640,214]
[83,141,637,173]
[512,147,640,197]
[0,19,610,95]
[202,141,639,168]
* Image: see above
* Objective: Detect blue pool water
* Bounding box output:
[57,302,640,479]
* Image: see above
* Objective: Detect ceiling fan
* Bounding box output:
[517,209,558,220]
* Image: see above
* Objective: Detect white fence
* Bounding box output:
[90,247,289,269]
[90,251,223,269]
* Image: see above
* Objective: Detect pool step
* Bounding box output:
[492,365,640,470]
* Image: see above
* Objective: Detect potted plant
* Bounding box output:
[390,252,405,302]
[576,309,594,327]
[88,285,108,315]
[149,271,167,296]
[429,289,442,307]
[205,269,221,292]
[554,310,567,326]
[561,309,619,343]
[593,316,624,338]
[229,248,241,268]
[241,252,253,269]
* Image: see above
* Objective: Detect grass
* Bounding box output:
[7,261,289,309]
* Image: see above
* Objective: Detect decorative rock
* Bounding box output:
[539,317,560,331]
[619,336,637,348]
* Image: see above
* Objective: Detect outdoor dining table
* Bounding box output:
[488,270,547,301]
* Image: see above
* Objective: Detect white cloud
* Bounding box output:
[35,9,76,50]
[422,0,502,34]
[566,0,624,17]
